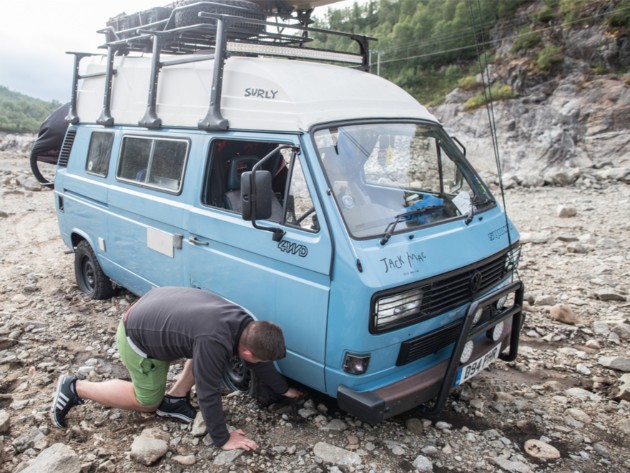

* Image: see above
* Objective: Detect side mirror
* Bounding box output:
[241,170,273,221]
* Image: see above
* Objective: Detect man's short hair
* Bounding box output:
[241,321,286,361]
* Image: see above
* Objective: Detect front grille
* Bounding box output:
[57,129,77,167]
[371,247,514,333]
[396,320,462,366]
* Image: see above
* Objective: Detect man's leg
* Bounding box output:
[52,320,168,428]
[156,359,198,422]
[75,379,158,412]
[167,359,195,397]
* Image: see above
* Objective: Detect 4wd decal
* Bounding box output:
[244,88,278,99]
[278,240,308,257]
[488,223,516,241]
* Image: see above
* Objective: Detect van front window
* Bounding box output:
[314,123,494,239]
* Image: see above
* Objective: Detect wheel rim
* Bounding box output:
[81,256,96,292]
[222,355,251,392]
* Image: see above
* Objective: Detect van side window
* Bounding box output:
[117,136,188,193]
[203,139,319,232]
[284,151,319,232]
[85,132,114,177]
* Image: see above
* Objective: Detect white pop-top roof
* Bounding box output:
[76,54,437,132]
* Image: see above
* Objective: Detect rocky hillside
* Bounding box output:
[430,0,630,185]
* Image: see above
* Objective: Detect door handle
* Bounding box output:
[188,236,209,246]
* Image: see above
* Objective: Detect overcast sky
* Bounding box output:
[0,0,364,103]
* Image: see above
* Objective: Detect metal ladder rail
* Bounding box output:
[66,52,107,124]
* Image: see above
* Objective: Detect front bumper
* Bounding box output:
[338,281,524,424]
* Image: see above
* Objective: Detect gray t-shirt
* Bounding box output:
[125,286,288,446]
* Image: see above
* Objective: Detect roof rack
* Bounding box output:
[67,1,375,131]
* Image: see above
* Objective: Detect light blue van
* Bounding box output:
[54,3,523,423]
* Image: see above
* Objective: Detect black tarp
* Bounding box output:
[31,102,70,164]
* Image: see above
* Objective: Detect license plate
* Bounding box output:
[454,344,500,387]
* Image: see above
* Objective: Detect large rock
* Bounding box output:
[599,356,630,373]
[524,439,561,461]
[20,443,81,473]
[313,442,362,466]
[130,428,170,466]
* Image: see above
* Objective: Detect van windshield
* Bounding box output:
[314,122,495,239]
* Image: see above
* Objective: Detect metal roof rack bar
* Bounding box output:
[97,45,119,126]
[66,52,100,124]
[71,3,377,128]
[198,15,230,131]
[139,34,164,129]
[226,41,363,64]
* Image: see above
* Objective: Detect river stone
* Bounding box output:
[557,205,577,217]
[524,439,561,460]
[565,408,591,424]
[313,442,362,466]
[213,449,244,466]
[173,454,196,466]
[598,356,630,372]
[491,454,532,472]
[550,304,579,325]
[130,435,169,466]
[0,409,9,433]
[412,454,434,472]
[594,288,626,301]
[20,443,81,473]
[611,322,630,340]
[191,412,207,437]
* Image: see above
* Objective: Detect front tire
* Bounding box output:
[222,355,281,406]
[74,241,114,300]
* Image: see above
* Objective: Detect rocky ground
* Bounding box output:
[0,150,629,473]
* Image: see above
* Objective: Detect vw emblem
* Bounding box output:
[469,271,483,294]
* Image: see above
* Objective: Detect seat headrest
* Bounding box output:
[226,156,260,191]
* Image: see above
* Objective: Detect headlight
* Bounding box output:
[505,246,521,272]
[460,340,474,364]
[373,288,423,330]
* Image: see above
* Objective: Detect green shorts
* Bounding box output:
[116,321,170,407]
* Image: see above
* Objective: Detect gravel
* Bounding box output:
[1,151,629,472]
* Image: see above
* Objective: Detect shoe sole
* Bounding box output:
[156,409,195,423]
[50,375,69,428]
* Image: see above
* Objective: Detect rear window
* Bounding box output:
[117,136,188,193]
[86,132,114,177]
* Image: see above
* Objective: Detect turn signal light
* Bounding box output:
[343,353,371,375]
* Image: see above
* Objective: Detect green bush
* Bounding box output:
[512,32,543,53]
[537,44,564,72]
[606,8,630,29]
[535,5,557,24]
[463,83,514,110]
[457,75,479,91]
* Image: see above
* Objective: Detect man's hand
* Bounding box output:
[221,429,259,451]
[282,387,304,399]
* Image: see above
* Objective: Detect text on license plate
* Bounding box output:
[454,344,500,387]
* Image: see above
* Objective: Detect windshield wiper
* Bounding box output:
[465,196,494,225]
[380,206,443,246]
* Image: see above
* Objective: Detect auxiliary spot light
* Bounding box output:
[460,340,474,364]
[488,321,505,342]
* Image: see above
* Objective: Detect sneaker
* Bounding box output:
[51,375,84,428]
[156,394,197,423]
